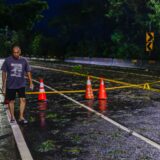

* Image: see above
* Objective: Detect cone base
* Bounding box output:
[85,95,94,100]
[38,94,47,101]
[38,100,48,102]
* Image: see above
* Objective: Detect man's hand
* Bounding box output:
[27,72,34,90]
[29,83,34,91]
[2,85,6,96]
[2,71,7,96]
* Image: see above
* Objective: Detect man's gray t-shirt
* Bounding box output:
[1,56,31,89]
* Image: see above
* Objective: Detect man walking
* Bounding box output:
[1,45,33,124]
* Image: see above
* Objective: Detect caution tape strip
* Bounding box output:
[26,84,145,95]
[0,83,155,95]
[31,65,160,94]
[32,65,160,86]
[32,65,131,86]
[0,85,136,95]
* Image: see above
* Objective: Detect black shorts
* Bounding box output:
[6,87,26,101]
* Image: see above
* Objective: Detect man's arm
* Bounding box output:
[2,71,7,94]
[27,72,34,90]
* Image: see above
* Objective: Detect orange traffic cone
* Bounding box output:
[85,76,94,100]
[38,79,47,101]
[98,78,107,100]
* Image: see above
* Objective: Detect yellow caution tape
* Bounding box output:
[32,65,160,94]
[26,84,145,95]
[32,65,131,86]
[143,83,151,90]
[147,80,160,85]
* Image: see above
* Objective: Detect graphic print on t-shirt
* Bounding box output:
[11,63,23,77]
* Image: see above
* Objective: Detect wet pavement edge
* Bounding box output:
[0,59,20,160]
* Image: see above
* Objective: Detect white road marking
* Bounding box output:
[6,110,33,160]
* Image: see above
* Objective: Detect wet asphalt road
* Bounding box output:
[16,61,160,160]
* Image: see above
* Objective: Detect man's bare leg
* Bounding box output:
[9,100,15,120]
[19,98,26,120]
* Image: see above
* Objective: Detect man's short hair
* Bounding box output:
[11,45,21,52]
[12,44,21,50]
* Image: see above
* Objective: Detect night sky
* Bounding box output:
[6,0,80,34]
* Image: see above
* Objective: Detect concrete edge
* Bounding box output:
[6,109,33,160]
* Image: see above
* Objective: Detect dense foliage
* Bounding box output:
[1,0,160,59]
[0,0,48,57]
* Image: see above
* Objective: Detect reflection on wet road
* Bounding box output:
[16,62,160,160]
